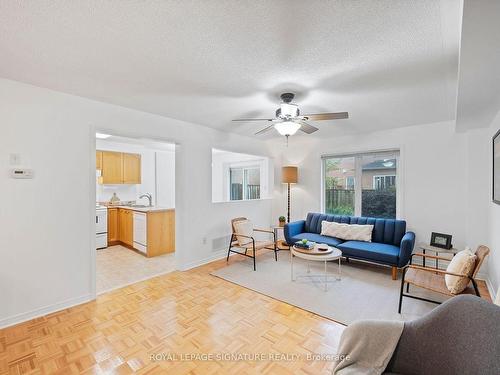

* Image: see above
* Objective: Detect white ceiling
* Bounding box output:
[456,0,500,131]
[0,0,462,138]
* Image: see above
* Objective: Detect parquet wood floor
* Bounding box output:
[1,252,492,375]
[1,254,345,375]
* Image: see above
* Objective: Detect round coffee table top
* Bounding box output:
[292,244,342,261]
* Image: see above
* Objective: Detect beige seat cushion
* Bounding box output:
[321,221,373,242]
[405,268,478,296]
[233,219,253,246]
[240,240,275,252]
[445,249,477,294]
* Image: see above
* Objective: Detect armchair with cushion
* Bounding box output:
[398,245,490,313]
[226,217,277,271]
[333,295,500,375]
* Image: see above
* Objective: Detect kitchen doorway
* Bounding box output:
[94,133,176,294]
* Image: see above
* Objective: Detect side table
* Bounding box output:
[273,226,290,250]
[417,242,458,268]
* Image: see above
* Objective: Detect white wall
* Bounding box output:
[268,121,471,248]
[487,110,500,298]
[156,151,176,208]
[0,78,273,328]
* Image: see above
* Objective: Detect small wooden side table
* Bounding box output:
[417,242,458,268]
[273,226,290,250]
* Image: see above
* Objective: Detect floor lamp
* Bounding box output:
[282,166,298,223]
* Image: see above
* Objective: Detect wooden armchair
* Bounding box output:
[226,217,277,271]
[398,245,490,313]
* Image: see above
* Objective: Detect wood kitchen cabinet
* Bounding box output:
[118,208,133,246]
[111,207,175,257]
[122,153,141,184]
[96,151,102,171]
[97,150,141,184]
[107,208,119,245]
[147,210,175,257]
[101,151,123,184]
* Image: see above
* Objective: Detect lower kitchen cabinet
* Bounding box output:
[110,207,174,257]
[118,208,133,246]
[107,208,119,245]
[146,210,175,257]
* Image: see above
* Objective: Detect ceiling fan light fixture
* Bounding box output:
[274,121,301,136]
[280,103,298,118]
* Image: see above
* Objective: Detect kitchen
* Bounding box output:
[95,133,176,293]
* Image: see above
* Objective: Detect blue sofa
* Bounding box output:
[284,213,415,279]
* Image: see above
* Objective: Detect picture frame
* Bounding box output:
[430,232,453,249]
[493,129,500,204]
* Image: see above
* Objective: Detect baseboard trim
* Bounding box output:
[0,293,94,330]
[179,249,233,271]
[484,277,496,301]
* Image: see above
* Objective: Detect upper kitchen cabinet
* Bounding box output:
[122,153,141,184]
[97,150,142,184]
[101,151,123,184]
[96,150,103,170]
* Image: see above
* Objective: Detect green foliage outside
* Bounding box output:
[325,159,342,189]
[324,157,396,218]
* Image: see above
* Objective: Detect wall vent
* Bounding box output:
[212,235,231,252]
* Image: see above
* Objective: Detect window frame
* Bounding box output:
[345,176,355,190]
[372,174,397,190]
[321,149,402,218]
[229,165,261,201]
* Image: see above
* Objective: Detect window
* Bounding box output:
[373,175,396,190]
[346,176,355,190]
[229,167,260,200]
[211,149,271,203]
[324,156,355,215]
[322,150,399,219]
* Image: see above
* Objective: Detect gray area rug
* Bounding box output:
[212,251,447,325]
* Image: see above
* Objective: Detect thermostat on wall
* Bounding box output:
[10,168,34,179]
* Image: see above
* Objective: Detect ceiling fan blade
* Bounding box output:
[232,118,274,122]
[302,112,349,121]
[255,124,275,135]
[298,121,319,134]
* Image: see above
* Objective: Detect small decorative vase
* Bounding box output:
[110,192,120,205]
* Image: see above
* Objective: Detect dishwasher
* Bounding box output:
[133,212,147,254]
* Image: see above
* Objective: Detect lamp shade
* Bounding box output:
[282,166,298,184]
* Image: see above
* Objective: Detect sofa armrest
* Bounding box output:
[284,220,305,244]
[398,231,416,267]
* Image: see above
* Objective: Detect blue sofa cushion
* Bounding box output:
[290,233,344,247]
[337,240,400,265]
[304,213,406,246]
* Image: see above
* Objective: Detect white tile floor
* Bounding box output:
[96,245,176,294]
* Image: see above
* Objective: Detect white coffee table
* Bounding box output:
[291,245,342,291]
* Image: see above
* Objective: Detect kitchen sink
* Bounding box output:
[131,204,150,208]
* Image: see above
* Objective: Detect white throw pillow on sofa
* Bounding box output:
[321,221,374,242]
[445,248,477,294]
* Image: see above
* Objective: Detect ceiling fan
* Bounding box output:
[232,93,348,141]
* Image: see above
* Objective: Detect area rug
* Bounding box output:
[212,251,447,325]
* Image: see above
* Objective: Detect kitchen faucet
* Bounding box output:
[139,193,153,207]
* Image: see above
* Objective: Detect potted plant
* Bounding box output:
[278,216,286,227]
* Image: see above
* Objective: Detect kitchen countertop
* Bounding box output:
[107,205,174,213]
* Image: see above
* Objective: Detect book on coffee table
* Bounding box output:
[294,241,314,250]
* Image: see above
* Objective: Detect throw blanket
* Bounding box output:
[332,320,404,375]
